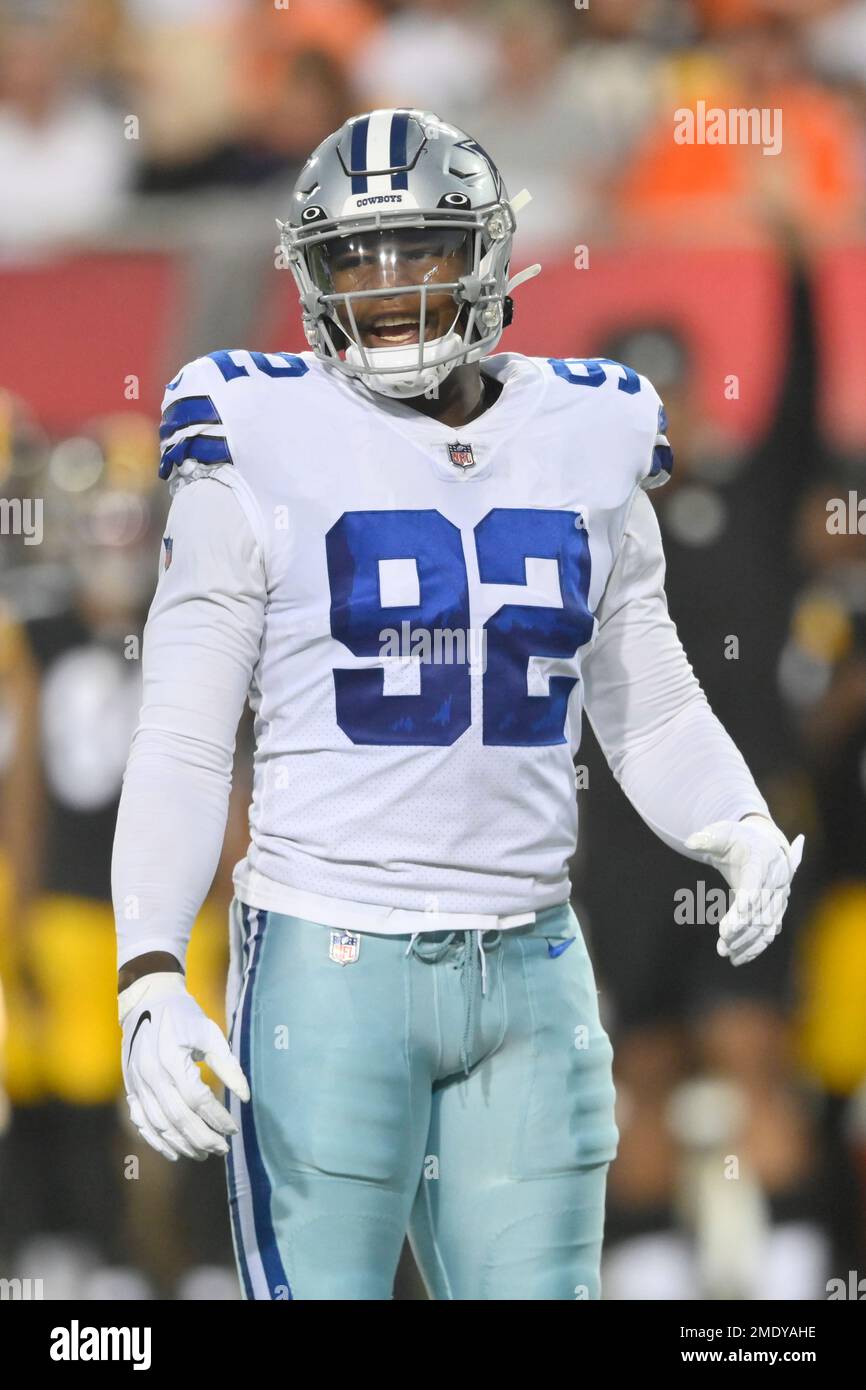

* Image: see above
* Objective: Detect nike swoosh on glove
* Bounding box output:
[684,814,805,967]
[119,972,250,1162]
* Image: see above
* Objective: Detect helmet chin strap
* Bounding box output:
[344,330,465,399]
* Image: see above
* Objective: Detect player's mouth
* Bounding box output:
[363,313,423,347]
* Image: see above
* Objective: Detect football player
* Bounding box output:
[112,109,804,1300]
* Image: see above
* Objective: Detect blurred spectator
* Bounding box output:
[119,2,246,178]
[561,0,671,189]
[0,427,155,1288]
[779,482,866,879]
[449,0,664,250]
[808,0,866,84]
[795,876,866,1279]
[124,0,249,20]
[616,14,865,246]
[127,0,364,194]
[248,0,382,72]
[136,46,355,193]
[779,480,866,1279]
[0,3,132,254]
[353,0,497,123]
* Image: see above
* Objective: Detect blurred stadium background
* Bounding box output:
[0,0,865,1301]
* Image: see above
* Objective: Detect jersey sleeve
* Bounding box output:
[581,488,768,856]
[637,375,674,492]
[157,354,271,564]
[158,356,234,483]
[112,473,266,970]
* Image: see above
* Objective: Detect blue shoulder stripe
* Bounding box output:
[160,394,222,440]
[650,403,674,479]
[649,440,674,479]
[158,433,233,480]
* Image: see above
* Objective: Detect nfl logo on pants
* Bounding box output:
[329,930,361,965]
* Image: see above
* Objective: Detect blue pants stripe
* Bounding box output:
[232,906,292,1300]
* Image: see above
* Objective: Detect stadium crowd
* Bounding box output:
[0,0,865,1300]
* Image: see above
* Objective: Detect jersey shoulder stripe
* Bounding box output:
[159,431,233,480]
[644,403,674,490]
[158,356,234,482]
[545,356,674,491]
[158,350,312,482]
[159,394,221,440]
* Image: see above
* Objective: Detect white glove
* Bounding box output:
[684,814,805,967]
[119,972,250,1162]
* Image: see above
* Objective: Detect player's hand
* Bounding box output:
[684,815,805,967]
[119,972,250,1162]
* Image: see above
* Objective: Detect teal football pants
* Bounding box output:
[224,898,619,1300]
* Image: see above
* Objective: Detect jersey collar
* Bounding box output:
[315,352,549,482]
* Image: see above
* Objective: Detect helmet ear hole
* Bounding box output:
[503,296,514,329]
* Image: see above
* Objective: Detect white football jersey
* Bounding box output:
[113,348,768,962]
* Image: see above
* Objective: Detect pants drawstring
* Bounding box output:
[407,929,502,1076]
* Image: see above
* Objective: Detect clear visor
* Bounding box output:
[309,227,474,351]
[309,227,471,297]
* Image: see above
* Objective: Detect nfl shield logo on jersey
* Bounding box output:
[447,441,475,470]
[162,536,173,570]
[329,930,361,965]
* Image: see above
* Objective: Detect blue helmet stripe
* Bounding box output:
[389,110,410,190]
[350,115,369,193]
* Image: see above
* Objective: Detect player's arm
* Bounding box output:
[582,488,804,966]
[112,471,265,1160]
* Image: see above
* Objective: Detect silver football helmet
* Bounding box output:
[277,108,540,399]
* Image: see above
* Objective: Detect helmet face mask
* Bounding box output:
[278,110,524,399]
[307,225,479,396]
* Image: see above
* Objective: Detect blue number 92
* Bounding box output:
[326,507,593,747]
